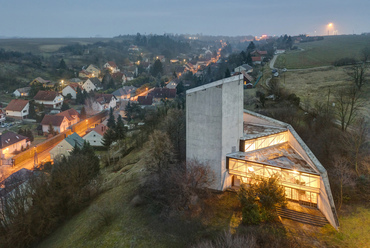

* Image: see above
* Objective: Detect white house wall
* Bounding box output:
[49,140,73,160]
[1,140,29,156]
[83,81,96,93]
[62,87,77,99]
[83,131,103,146]
[35,97,63,108]
[6,103,29,119]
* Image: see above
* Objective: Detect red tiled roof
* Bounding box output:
[252,57,262,62]
[67,83,83,91]
[112,72,124,79]
[107,61,117,68]
[33,91,59,101]
[251,50,267,56]
[56,108,79,122]
[149,88,177,98]
[137,95,153,105]
[40,115,66,126]
[5,99,29,112]
[89,123,107,136]
[94,94,116,104]
[0,131,28,149]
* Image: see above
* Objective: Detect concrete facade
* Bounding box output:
[186,76,339,230]
[186,75,244,190]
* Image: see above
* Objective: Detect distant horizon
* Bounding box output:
[0,32,368,40]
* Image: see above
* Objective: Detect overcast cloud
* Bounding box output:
[1,0,369,37]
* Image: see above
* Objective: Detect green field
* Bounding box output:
[0,38,113,54]
[320,206,370,247]
[275,35,370,69]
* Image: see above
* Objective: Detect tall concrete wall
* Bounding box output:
[186,76,243,190]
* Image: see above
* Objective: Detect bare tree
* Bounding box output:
[334,86,364,132]
[361,46,370,63]
[341,118,369,175]
[347,63,367,90]
[331,157,355,210]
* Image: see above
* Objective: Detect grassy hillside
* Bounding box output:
[280,66,370,121]
[275,35,370,69]
[320,206,370,247]
[37,148,241,248]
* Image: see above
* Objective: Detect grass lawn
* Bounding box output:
[279,66,370,121]
[320,206,370,247]
[275,35,370,69]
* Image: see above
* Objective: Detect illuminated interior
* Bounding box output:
[243,131,287,152]
[228,158,319,206]
[228,128,320,207]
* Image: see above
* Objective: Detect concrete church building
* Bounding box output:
[186,75,339,229]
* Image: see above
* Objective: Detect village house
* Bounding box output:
[82,77,102,93]
[186,75,339,230]
[0,109,5,124]
[155,55,165,63]
[123,72,134,83]
[62,83,83,99]
[49,133,84,160]
[40,108,80,134]
[112,72,125,84]
[68,78,83,86]
[0,131,30,159]
[234,64,253,74]
[165,80,178,89]
[251,50,268,58]
[252,56,262,65]
[148,87,176,100]
[82,123,107,147]
[33,91,64,108]
[4,99,29,120]
[29,77,51,86]
[137,95,153,106]
[13,87,31,98]
[91,94,117,112]
[85,64,101,77]
[275,49,286,54]
[103,61,120,73]
[78,70,93,78]
[128,45,139,51]
[233,71,254,88]
[112,86,137,102]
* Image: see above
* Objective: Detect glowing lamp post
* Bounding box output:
[327,23,333,35]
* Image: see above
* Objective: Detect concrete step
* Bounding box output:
[277,207,329,227]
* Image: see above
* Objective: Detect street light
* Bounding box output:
[327,23,333,35]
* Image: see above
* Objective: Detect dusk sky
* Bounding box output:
[1,0,369,38]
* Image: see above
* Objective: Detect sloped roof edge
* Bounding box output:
[186,75,243,94]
